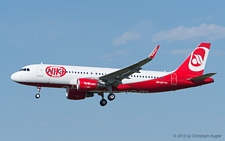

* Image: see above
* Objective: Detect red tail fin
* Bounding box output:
[175,42,211,76]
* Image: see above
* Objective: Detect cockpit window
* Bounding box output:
[19,68,30,71]
[19,68,26,71]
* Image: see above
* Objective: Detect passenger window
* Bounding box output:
[27,68,30,71]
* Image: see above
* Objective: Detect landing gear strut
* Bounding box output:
[98,92,107,106]
[35,86,41,99]
[106,85,115,101]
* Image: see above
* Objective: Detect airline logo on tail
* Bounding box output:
[188,47,209,72]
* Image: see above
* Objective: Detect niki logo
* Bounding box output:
[46,66,67,78]
[188,47,209,72]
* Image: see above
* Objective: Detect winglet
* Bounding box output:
[149,45,160,59]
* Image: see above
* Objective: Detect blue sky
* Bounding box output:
[1,1,224,141]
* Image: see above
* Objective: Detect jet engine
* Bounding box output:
[77,78,105,90]
[66,89,93,100]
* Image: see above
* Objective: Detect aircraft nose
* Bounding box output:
[11,72,19,82]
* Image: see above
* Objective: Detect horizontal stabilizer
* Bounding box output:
[189,73,217,82]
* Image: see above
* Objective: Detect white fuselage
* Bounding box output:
[11,64,171,88]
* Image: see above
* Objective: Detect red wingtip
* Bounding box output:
[149,45,160,59]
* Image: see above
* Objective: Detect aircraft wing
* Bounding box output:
[99,45,160,84]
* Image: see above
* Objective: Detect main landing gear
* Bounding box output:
[108,93,115,101]
[100,98,107,106]
[35,86,41,99]
[99,85,116,106]
[99,93,115,106]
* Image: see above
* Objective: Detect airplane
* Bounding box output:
[11,42,216,106]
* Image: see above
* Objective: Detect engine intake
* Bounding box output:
[77,78,105,90]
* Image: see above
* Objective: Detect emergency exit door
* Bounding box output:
[171,73,177,85]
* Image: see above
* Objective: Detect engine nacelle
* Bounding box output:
[77,78,105,90]
[66,89,93,100]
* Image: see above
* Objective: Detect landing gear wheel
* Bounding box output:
[35,86,41,99]
[108,93,115,101]
[35,93,40,99]
[100,99,107,106]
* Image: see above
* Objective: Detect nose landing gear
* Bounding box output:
[35,86,41,99]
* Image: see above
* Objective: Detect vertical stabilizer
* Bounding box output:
[174,43,211,76]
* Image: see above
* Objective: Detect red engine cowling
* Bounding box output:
[66,89,86,100]
[77,78,105,90]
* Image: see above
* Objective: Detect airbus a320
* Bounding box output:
[11,43,216,106]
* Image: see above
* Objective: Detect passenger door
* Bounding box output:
[37,64,43,77]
